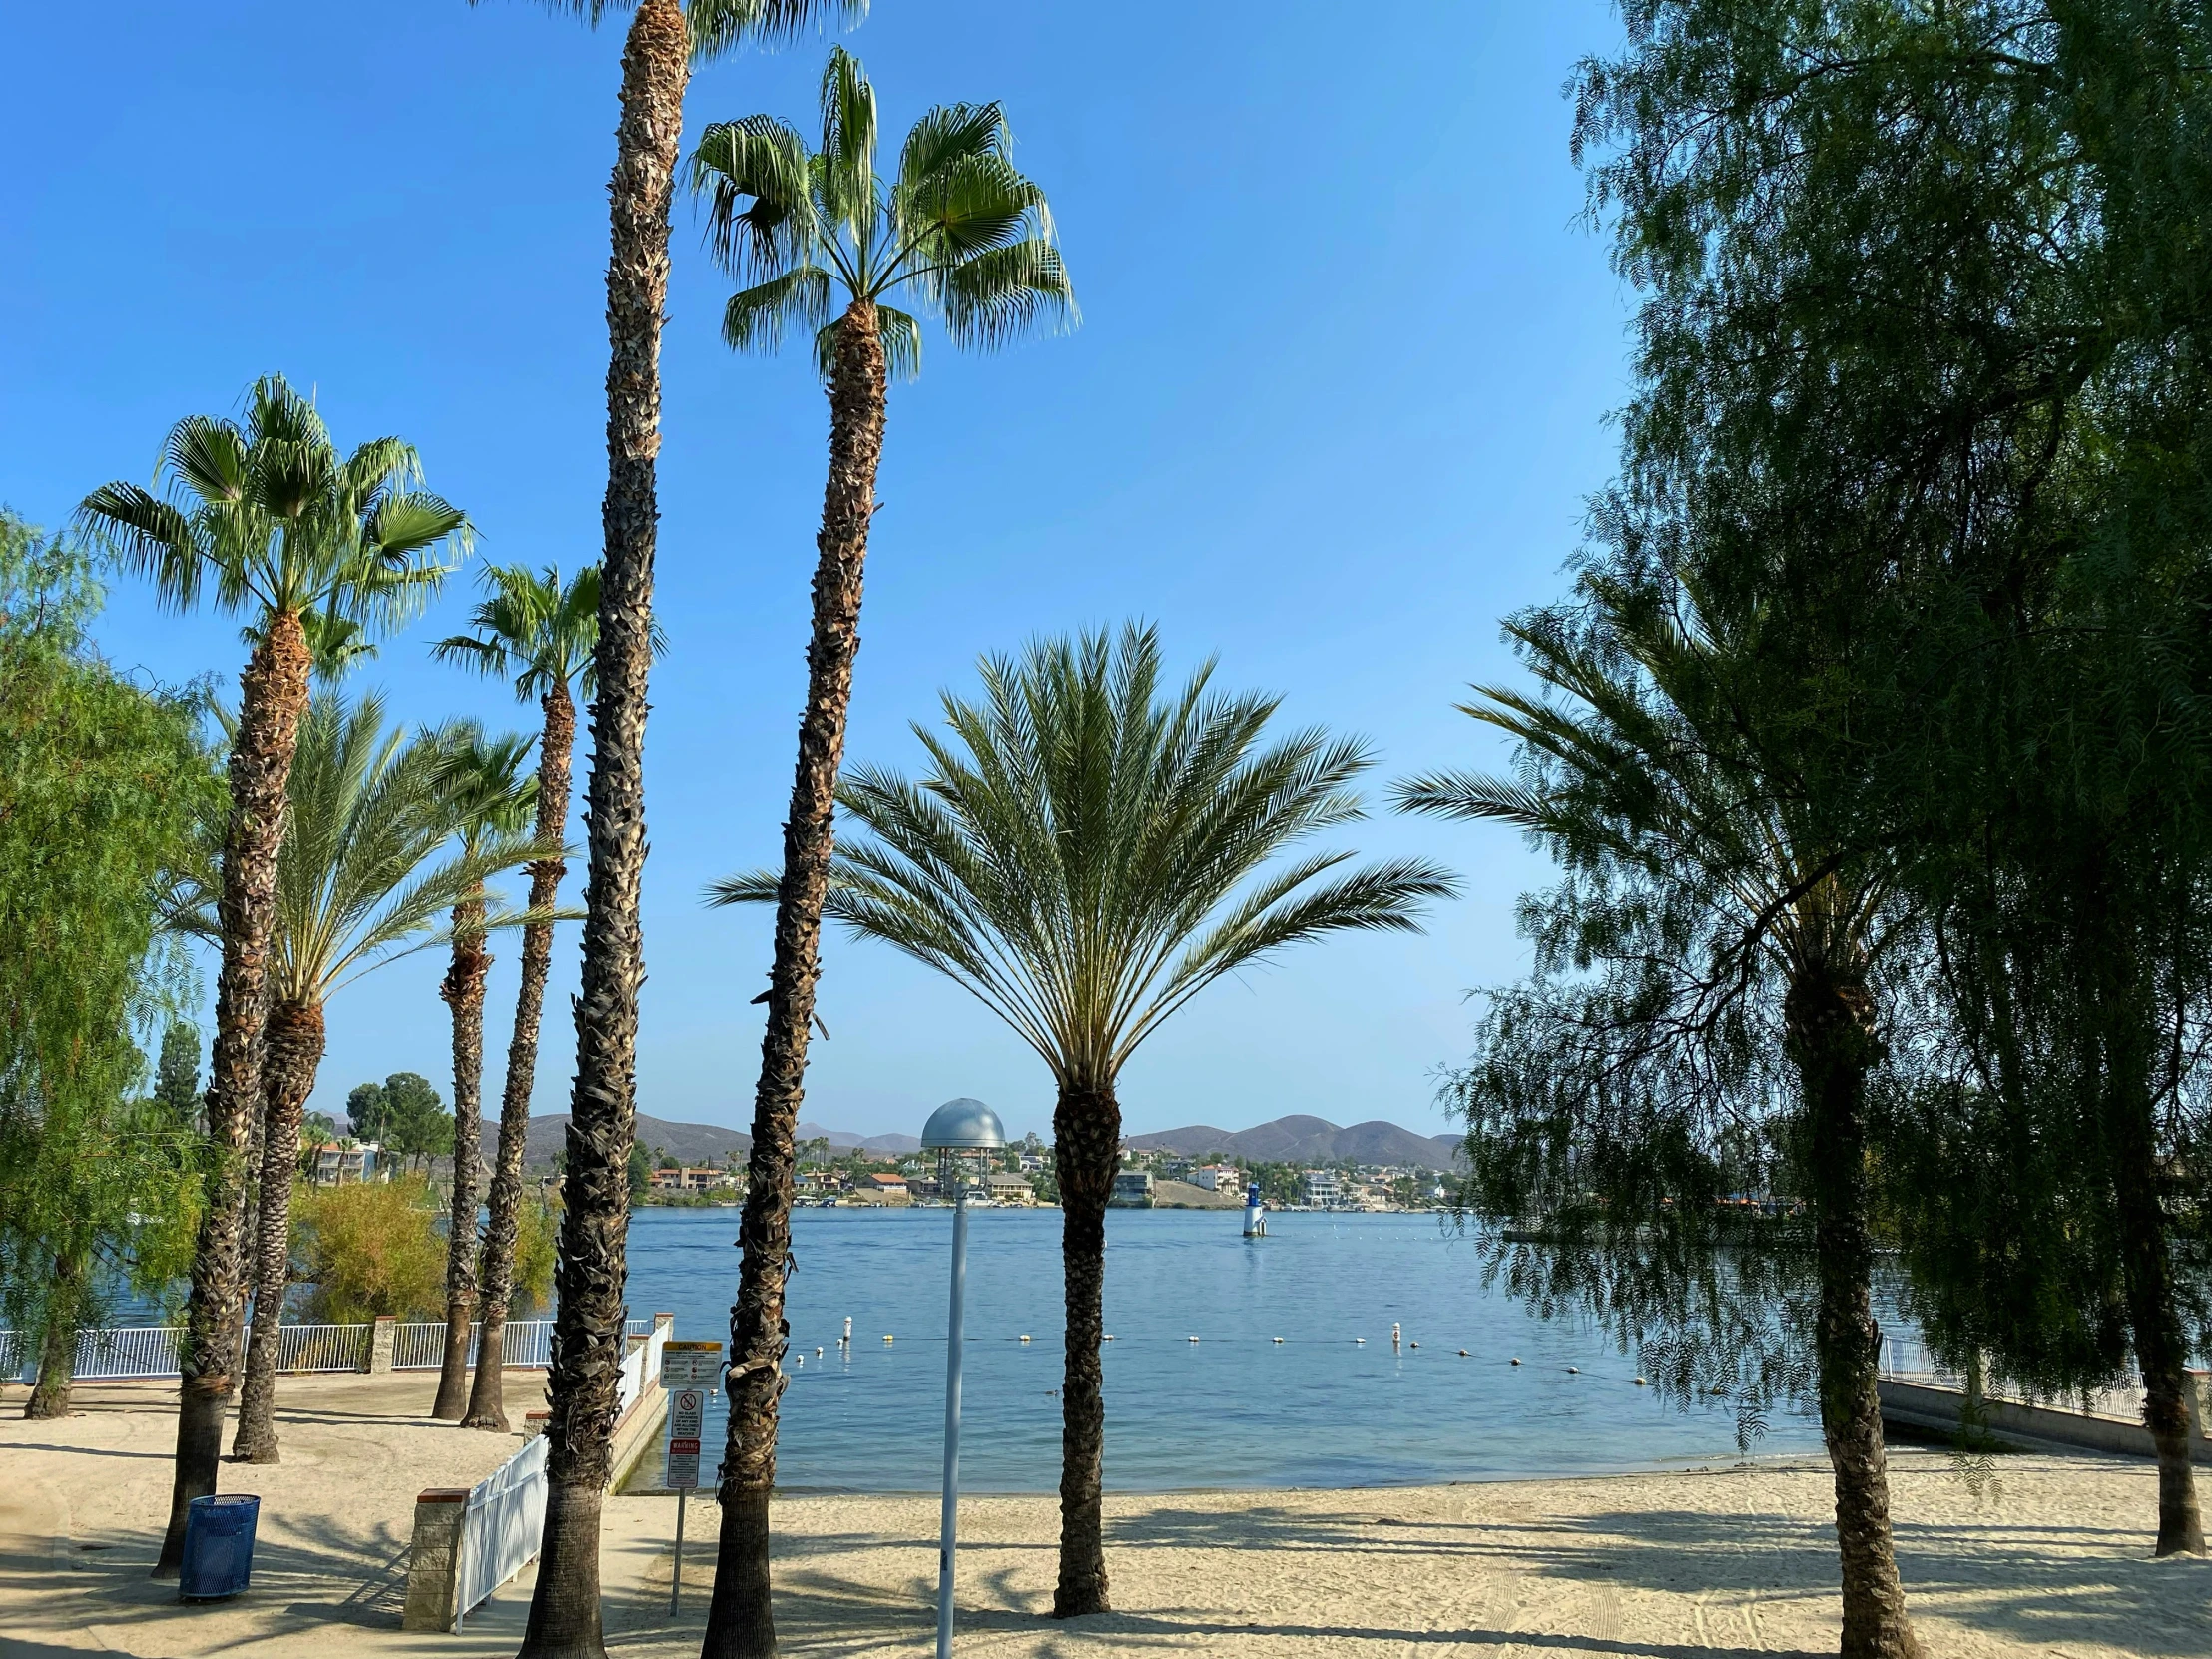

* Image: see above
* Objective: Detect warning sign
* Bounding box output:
[665,1385,709,1490]
[661,1341,722,1388]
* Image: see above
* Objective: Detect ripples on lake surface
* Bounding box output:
[624,1206,1822,1492]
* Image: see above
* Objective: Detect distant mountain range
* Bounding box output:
[496,1110,1460,1172]
[1124,1114,1464,1169]
[496,1113,919,1170]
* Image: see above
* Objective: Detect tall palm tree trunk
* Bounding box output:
[433,895,493,1419]
[706,298,886,1659]
[24,1251,84,1420]
[1787,968,1922,1659]
[520,5,686,1654]
[232,999,326,1463]
[1052,1078,1121,1619]
[156,612,311,1576]
[466,686,575,1432]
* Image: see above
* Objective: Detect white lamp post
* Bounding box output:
[920,1095,1006,1659]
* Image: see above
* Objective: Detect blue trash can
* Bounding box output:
[180,1493,260,1600]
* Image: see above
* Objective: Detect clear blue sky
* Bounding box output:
[2,0,1630,1143]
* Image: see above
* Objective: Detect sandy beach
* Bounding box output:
[4,1375,2208,1658]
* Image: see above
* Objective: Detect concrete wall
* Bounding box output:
[1880,1372,2212,1464]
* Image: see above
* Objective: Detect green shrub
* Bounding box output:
[293,1175,445,1322]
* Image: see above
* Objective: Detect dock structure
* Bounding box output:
[1878,1336,2212,1464]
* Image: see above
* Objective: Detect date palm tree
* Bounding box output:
[688,51,1072,1652]
[428,726,541,1420]
[166,691,542,1461]
[709,625,1452,1622]
[467,7,864,1651]
[77,375,465,1569]
[432,563,602,1431]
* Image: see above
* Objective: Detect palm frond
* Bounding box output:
[939,240,1076,351]
[692,116,816,277]
[728,265,835,355]
[817,45,876,243]
[708,625,1448,1087]
[688,0,867,61]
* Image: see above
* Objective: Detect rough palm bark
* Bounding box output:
[24,1252,82,1420]
[155,612,310,1576]
[707,298,886,1659]
[465,684,575,1432]
[432,898,493,1419]
[1052,1080,1121,1618]
[1788,968,1923,1659]
[518,4,685,1655]
[231,998,327,1463]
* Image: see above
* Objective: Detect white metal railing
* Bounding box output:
[0,1325,186,1382]
[453,1431,549,1630]
[6,1313,641,1382]
[615,1320,669,1420]
[1879,1332,2149,1422]
[274,1323,372,1372]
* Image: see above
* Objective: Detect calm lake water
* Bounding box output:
[622,1206,1824,1493]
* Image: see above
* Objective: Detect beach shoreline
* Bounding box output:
[4,1372,2208,1657]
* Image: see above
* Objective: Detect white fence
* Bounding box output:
[616,1319,669,1419]
[4,1315,653,1382]
[454,1432,549,1630]
[276,1323,372,1373]
[1879,1331,2150,1422]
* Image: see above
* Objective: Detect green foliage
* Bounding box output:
[689,45,1075,383]
[627,1141,651,1197]
[292,1174,446,1322]
[0,512,217,1354]
[76,375,468,646]
[433,561,611,705]
[511,1193,558,1316]
[711,625,1454,1090]
[152,1024,201,1126]
[345,1072,454,1172]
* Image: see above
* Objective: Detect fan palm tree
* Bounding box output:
[77,375,465,1569]
[165,692,541,1462]
[427,726,541,1420]
[467,9,863,1650]
[432,563,602,1431]
[688,52,1072,1650]
[1395,570,1926,1658]
[708,626,1452,1623]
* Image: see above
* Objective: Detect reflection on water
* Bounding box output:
[621,1206,1822,1492]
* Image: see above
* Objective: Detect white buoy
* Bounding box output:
[884,1334,894,1344]
[1272,1337,1284,1344]
[1409,1342,1419,1350]
[1188,1335,1200,1343]
[1457,1349,1469,1357]
[1019,1334,1032,1344]
[1566,1365,1580,1375]
[1355,1337,1366,1346]
[843,1317,852,1346]
[1510,1357,1522,1366]
[1391,1323,1401,1351]
[1634,1377,1648,1386]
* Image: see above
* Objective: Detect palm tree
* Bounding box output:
[708,626,1452,1624]
[165,692,540,1462]
[78,375,465,1569]
[1395,570,1926,1658]
[688,52,1072,1650]
[428,726,541,1420]
[470,8,863,1651]
[432,563,601,1431]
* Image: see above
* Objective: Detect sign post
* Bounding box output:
[660,1341,722,1616]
